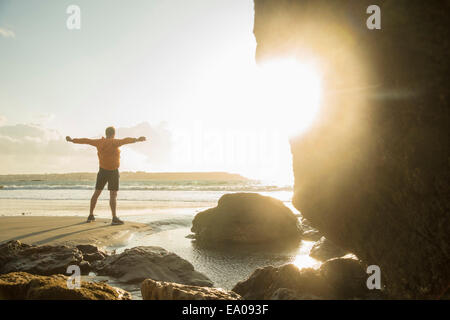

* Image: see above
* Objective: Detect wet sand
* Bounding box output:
[0,216,152,248]
[0,199,214,217]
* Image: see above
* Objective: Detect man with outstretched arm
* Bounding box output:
[66,126,146,225]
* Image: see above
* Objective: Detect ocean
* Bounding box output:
[0,179,293,201]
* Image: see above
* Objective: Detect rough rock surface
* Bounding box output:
[76,244,107,263]
[300,220,322,241]
[270,288,321,300]
[191,193,302,244]
[95,246,213,286]
[141,279,242,300]
[232,264,329,300]
[0,272,131,300]
[309,237,349,261]
[232,258,372,300]
[319,258,369,299]
[254,0,450,298]
[0,240,85,275]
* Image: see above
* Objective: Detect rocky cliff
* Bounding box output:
[253,0,450,298]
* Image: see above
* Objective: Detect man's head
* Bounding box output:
[105,126,115,138]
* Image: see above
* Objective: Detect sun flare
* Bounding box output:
[292,241,321,270]
[256,58,323,137]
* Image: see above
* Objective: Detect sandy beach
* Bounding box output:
[0,216,152,248]
[0,199,215,216]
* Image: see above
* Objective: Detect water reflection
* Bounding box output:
[112,226,320,292]
[292,241,321,270]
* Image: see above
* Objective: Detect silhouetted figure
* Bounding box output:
[66,126,146,225]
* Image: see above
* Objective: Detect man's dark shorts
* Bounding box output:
[95,168,119,191]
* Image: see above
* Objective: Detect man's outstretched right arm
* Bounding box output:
[66,136,99,146]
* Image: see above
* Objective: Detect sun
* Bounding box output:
[256,58,323,137]
[165,57,323,183]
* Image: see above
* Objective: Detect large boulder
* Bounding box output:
[94,246,213,287]
[232,258,373,300]
[141,279,242,300]
[0,272,131,300]
[309,237,349,261]
[254,0,450,298]
[191,193,302,244]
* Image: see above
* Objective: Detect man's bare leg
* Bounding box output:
[110,190,124,225]
[90,189,102,215]
[109,190,117,218]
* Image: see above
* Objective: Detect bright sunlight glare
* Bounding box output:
[292,241,321,270]
[256,58,323,137]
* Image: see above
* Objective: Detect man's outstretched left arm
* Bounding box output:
[116,136,147,147]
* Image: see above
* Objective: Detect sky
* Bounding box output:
[0,0,311,183]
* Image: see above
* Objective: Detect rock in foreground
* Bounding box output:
[319,257,369,299]
[0,272,131,300]
[309,237,349,261]
[0,241,213,290]
[141,279,242,300]
[191,193,302,244]
[76,244,107,263]
[232,264,329,300]
[95,246,213,286]
[232,258,373,300]
[0,240,86,275]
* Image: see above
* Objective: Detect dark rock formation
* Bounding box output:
[191,193,302,244]
[0,272,131,300]
[0,240,107,276]
[141,279,242,300]
[232,264,329,300]
[319,258,369,299]
[254,0,450,298]
[232,258,372,300]
[309,237,349,261]
[0,240,85,275]
[0,240,212,292]
[270,288,320,300]
[76,244,107,263]
[94,246,213,287]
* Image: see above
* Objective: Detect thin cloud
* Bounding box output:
[0,121,173,174]
[0,27,15,38]
[0,123,95,174]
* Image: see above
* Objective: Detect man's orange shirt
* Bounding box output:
[72,137,136,170]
